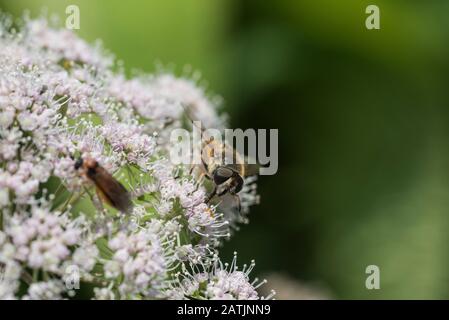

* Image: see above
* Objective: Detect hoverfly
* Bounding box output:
[200,137,247,212]
[74,157,133,214]
[183,109,258,212]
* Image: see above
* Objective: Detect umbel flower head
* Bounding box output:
[0,15,270,300]
[167,252,276,300]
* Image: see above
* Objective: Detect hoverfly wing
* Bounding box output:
[220,143,260,177]
[243,163,260,177]
[224,159,260,178]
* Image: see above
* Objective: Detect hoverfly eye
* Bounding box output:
[74,158,83,170]
[213,166,234,185]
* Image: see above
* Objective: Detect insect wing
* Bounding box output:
[88,166,133,213]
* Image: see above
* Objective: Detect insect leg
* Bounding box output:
[94,189,107,214]
[217,186,230,197]
[189,164,195,176]
[197,172,206,185]
[206,186,217,203]
[233,194,241,213]
[201,153,209,173]
[191,172,205,193]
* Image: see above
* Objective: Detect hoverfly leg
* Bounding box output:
[217,186,229,197]
[189,164,195,176]
[196,172,206,186]
[206,186,217,203]
[233,194,241,213]
[192,171,210,193]
[201,153,209,173]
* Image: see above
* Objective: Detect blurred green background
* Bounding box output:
[3,0,449,299]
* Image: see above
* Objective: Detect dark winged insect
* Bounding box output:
[74,157,133,214]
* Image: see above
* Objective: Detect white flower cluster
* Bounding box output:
[5,206,81,272]
[103,225,170,299]
[0,16,268,300]
[168,252,276,300]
